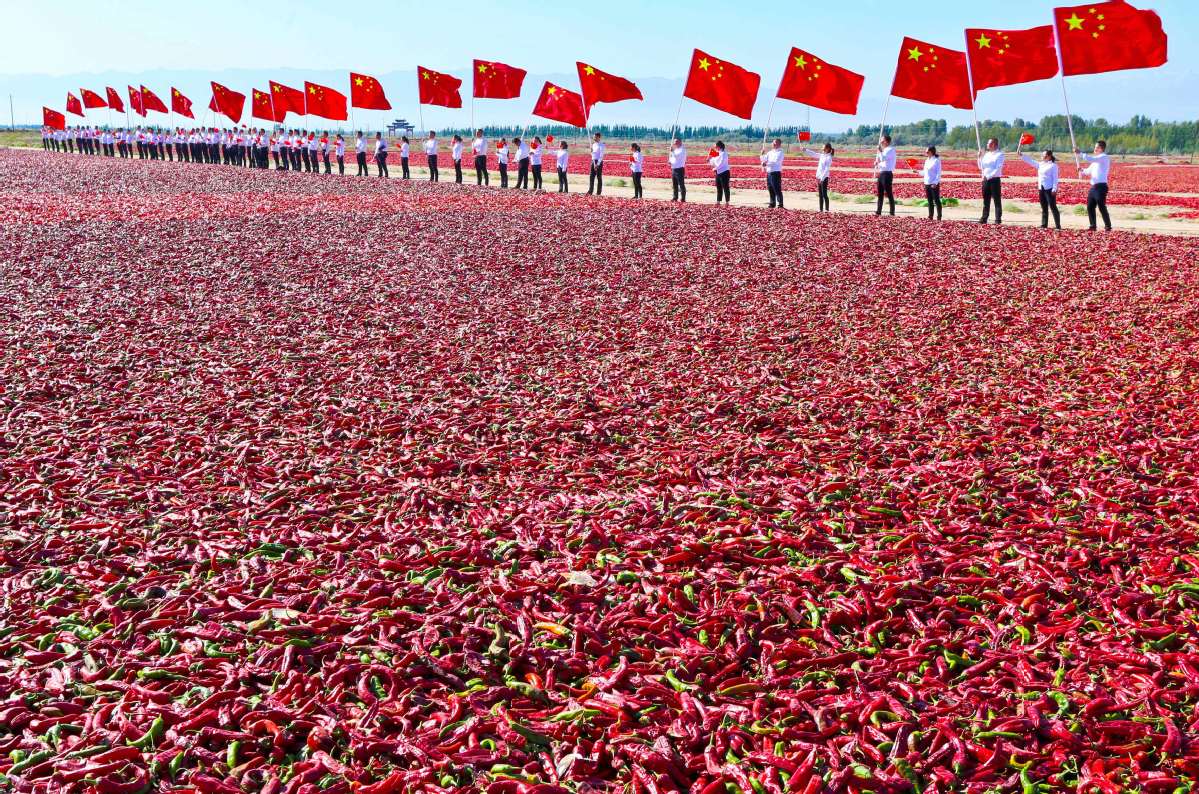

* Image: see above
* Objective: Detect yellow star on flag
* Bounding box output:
[908,47,923,61]
[1065,13,1084,30]
[698,57,711,71]
[355,77,364,87]
[478,63,489,73]
[975,34,991,48]
[547,86,557,94]
[794,55,807,69]
[309,86,317,94]
[583,65,595,76]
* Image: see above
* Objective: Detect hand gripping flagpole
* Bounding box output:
[1051,19,1082,171]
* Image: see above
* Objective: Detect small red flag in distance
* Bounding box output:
[1053,0,1167,76]
[44,107,66,130]
[1020,132,1036,145]
[350,72,392,111]
[80,89,107,109]
[576,62,643,115]
[171,88,194,119]
[473,60,527,99]
[305,81,348,120]
[798,131,812,142]
[777,47,865,116]
[105,87,124,113]
[417,67,464,109]
[546,134,555,143]
[907,158,922,170]
[141,86,169,114]
[890,37,974,110]
[965,26,1059,93]
[531,82,586,128]
[66,92,84,117]
[683,49,760,120]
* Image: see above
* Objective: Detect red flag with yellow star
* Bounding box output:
[531,81,586,128]
[890,37,973,110]
[965,26,1059,93]
[683,49,760,120]
[128,85,146,117]
[776,47,864,115]
[252,89,281,122]
[106,87,124,113]
[305,81,348,120]
[209,82,245,124]
[66,92,84,117]
[1054,1,1167,76]
[141,86,169,114]
[418,67,463,108]
[80,89,107,109]
[474,60,527,99]
[576,62,642,116]
[171,87,194,119]
[269,81,305,120]
[350,72,391,111]
[44,107,66,130]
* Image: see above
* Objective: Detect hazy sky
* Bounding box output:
[3,0,1194,128]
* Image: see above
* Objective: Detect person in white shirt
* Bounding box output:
[306,134,320,173]
[473,130,489,186]
[399,136,411,179]
[1018,147,1061,229]
[874,135,897,216]
[711,141,731,205]
[920,146,943,221]
[760,138,786,209]
[669,138,687,202]
[1076,139,1112,231]
[41,126,50,152]
[452,135,465,184]
[530,136,544,191]
[496,138,510,188]
[374,133,389,177]
[424,132,439,182]
[588,132,606,195]
[802,143,834,212]
[629,143,644,199]
[556,141,570,193]
[978,137,1005,224]
[512,137,530,189]
[319,133,331,174]
[355,132,367,176]
[334,135,346,175]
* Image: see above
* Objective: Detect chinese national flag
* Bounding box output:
[776,47,864,115]
[66,92,85,117]
[252,89,281,122]
[1054,1,1167,76]
[576,62,643,115]
[44,107,66,130]
[531,81,586,128]
[965,26,1059,92]
[209,82,246,124]
[141,86,169,114]
[304,81,348,120]
[80,89,107,109]
[171,87,194,118]
[350,72,391,110]
[269,81,305,120]
[128,85,146,117]
[418,67,463,108]
[1020,132,1036,145]
[891,37,973,110]
[683,49,760,120]
[474,59,527,99]
[106,87,125,113]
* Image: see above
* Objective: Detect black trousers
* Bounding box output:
[876,171,895,215]
[516,158,529,189]
[43,138,49,150]
[401,156,410,179]
[632,172,642,198]
[337,155,345,174]
[428,155,438,181]
[532,164,542,190]
[765,171,783,208]
[475,155,488,185]
[356,151,367,175]
[557,168,568,192]
[1087,183,1111,230]
[924,184,942,220]
[377,152,388,177]
[498,162,508,188]
[323,152,331,173]
[210,143,219,163]
[981,177,1003,223]
[588,161,603,194]
[715,171,731,204]
[454,159,463,183]
[817,177,830,212]
[672,168,686,201]
[1039,188,1061,229]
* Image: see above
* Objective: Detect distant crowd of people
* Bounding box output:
[40,125,1114,230]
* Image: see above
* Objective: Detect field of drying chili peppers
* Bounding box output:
[3,146,1199,793]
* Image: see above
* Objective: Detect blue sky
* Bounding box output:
[2,0,1194,129]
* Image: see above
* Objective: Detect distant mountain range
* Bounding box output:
[2,66,1195,132]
